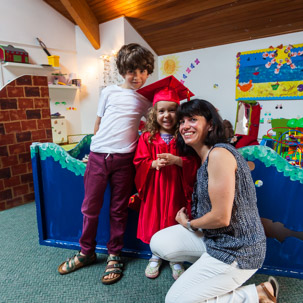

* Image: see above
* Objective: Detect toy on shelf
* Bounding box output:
[36,37,60,67]
[0,44,28,63]
[266,118,303,168]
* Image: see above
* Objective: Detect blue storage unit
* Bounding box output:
[31,137,303,278]
[30,135,150,258]
[240,145,303,279]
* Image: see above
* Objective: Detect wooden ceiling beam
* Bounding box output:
[59,0,100,49]
[45,0,303,55]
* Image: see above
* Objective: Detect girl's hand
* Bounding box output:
[151,158,167,170]
[175,207,189,226]
[157,153,182,167]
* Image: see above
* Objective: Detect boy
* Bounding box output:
[58,43,154,285]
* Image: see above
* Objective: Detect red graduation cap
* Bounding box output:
[137,75,194,106]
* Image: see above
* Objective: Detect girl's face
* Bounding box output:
[156,101,178,134]
[179,115,212,148]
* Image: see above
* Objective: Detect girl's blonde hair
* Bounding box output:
[143,103,178,143]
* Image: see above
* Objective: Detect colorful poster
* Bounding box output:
[236,43,303,100]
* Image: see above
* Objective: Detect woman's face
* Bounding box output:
[179,115,212,148]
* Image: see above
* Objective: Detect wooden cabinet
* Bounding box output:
[51,116,67,144]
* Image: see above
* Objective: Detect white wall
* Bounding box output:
[158,32,303,139]
[78,17,159,134]
[0,0,76,71]
[76,18,125,134]
[0,0,80,135]
[5,1,300,139]
[0,2,158,136]
[124,18,158,86]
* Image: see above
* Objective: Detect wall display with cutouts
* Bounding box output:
[236,43,303,100]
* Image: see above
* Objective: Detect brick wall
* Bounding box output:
[0,75,52,211]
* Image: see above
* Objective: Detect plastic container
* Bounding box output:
[47,55,60,67]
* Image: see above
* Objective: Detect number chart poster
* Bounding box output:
[236,43,303,101]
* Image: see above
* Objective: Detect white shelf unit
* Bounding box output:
[48,84,78,102]
[48,84,77,90]
[0,61,60,89]
[2,62,60,71]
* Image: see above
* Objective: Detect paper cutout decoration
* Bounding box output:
[236,43,303,100]
[160,56,201,85]
[180,58,200,84]
[100,54,124,92]
[160,55,181,76]
[255,180,263,187]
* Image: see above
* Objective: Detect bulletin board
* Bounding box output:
[236,43,303,101]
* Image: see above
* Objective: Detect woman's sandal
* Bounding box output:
[101,255,124,285]
[260,276,279,303]
[58,251,97,275]
[145,258,162,279]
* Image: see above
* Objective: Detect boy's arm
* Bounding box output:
[94,116,102,135]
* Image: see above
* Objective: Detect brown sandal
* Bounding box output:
[260,276,279,303]
[101,255,123,285]
[58,251,97,275]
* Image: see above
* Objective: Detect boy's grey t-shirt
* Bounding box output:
[90,85,150,154]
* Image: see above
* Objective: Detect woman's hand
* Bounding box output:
[175,207,189,227]
[157,153,183,167]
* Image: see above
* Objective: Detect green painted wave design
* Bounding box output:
[68,135,93,158]
[30,140,303,182]
[239,145,303,184]
[30,135,93,176]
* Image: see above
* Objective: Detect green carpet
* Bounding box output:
[0,202,302,302]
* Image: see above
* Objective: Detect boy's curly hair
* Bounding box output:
[116,43,154,76]
[143,103,178,143]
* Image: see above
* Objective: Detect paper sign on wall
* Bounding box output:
[236,43,303,101]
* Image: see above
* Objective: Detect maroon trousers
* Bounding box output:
[79,151,135,255]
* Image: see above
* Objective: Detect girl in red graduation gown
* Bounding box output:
[133,76,200,280]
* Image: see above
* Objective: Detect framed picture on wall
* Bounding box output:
[236,43,303,101]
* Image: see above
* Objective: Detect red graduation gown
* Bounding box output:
[133,132,200,244]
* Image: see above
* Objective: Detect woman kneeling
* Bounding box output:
[150,99,279,303]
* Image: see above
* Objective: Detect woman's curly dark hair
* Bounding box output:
[176,99,227,156]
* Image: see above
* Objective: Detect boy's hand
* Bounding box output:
[157,153,182,167]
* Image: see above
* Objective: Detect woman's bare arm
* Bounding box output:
[176,148,237,229]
